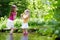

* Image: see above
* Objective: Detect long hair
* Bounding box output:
[9,5,17,17]
[11,5,17,12]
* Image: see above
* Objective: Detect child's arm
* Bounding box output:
[21,14,23,19]
[15,12,17,19]
[23,14,29,19]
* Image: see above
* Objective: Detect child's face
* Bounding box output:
[11,5,17,11]
[25,10,29,14]
[12,7,16,11]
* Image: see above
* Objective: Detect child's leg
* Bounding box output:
[10,28,14,34]
[22,29,28,35]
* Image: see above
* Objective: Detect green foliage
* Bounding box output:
[14,18,22,28]
[0,16,7,29]
[38,26,53,36]
[0,0,28,17]
[0,0,60,37]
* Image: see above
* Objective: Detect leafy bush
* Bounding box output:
[37,25,53,36]
[28,18,45,26]
[0,18,44,29]
[14,18,22,28]
[0,17,60,37]
[0,17,7,29]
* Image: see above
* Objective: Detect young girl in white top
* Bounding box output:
[21,9,30,36]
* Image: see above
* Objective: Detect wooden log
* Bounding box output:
[0,28,39,33]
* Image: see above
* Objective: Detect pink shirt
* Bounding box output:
[9,12,17,21]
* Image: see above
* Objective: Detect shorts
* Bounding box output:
[21,23,28,29]
[6,19,14,29]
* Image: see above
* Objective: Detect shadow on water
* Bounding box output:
[21,35,28,40]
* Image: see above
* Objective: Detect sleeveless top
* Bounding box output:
[9,12,16,21]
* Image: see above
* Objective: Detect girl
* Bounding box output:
[6,5,17,34]
[21,9,30,36]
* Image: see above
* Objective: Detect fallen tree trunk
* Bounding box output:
[0,28,39,33]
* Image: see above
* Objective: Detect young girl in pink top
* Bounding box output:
[6,5,17,34]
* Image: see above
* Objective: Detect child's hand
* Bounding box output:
[21,14,23,17]
[21,14,23,19]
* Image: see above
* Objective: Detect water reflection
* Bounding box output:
[21,35,28,40]
[6,33,28,40]
[6,34,13,40]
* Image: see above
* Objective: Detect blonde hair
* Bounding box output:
[11,5,17,8]
[24,9,30,13]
